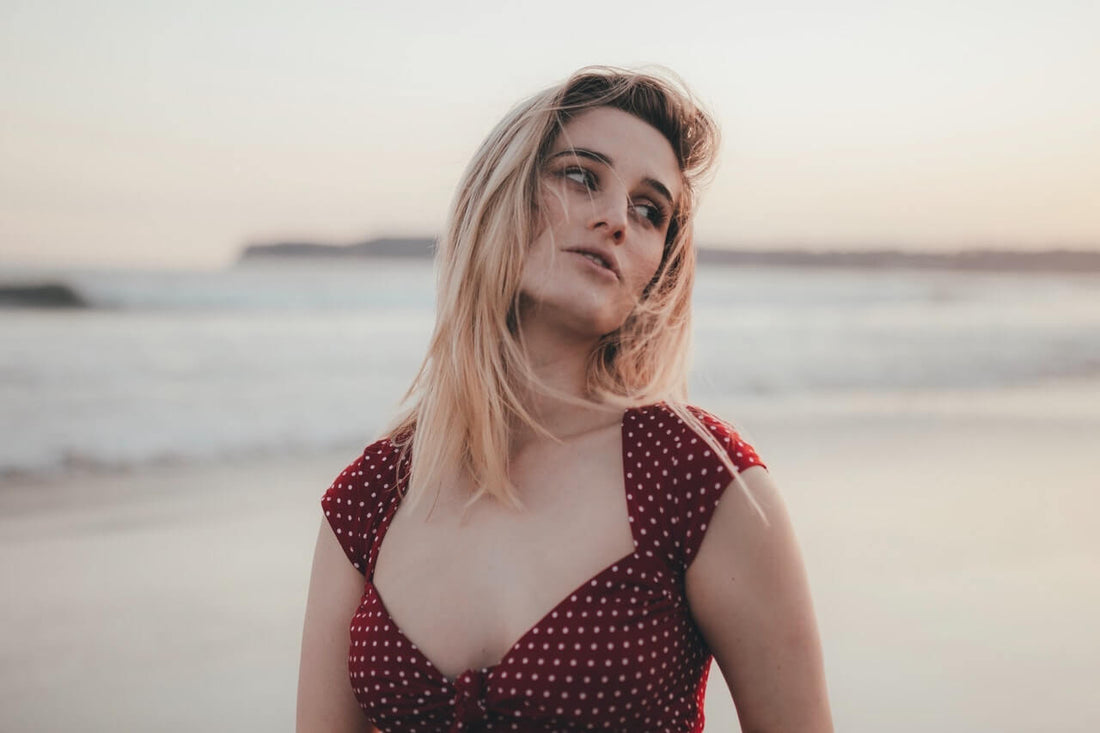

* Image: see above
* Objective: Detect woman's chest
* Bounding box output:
[350,550,707,732]
[333,405,748,730]
[369,440,639,680]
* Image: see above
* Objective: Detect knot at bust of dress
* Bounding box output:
[450,667,490,732]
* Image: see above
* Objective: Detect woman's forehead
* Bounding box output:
[549,108,682,200]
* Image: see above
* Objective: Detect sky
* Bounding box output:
[1,0,1098,268]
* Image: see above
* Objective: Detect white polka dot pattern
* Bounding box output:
[321,403,766,732]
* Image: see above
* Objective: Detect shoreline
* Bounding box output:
[5,372,1100,489]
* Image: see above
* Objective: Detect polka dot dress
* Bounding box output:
[322,403,765,732]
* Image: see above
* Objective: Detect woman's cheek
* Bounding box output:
[635,246,665,298]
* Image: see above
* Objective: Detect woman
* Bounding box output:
[297,67,832,732]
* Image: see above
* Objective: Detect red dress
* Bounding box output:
[322,403,766,732]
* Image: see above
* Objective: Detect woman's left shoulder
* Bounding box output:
[624,401,769,571]
[628,401,767,473]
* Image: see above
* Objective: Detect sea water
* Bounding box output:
[1,259,1098,477]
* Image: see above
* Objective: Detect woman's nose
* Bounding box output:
[587,192,628,243]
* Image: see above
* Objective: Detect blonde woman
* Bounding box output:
[297,67,832,732]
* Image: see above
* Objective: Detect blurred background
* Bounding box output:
[2,1,1098,731]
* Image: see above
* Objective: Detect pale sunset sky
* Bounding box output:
[1,0,1097,268]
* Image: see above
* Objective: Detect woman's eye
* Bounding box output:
[632,201,667,227]
[562,168,596,188]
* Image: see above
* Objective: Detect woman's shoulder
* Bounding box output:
[319,435,406,573]
[324,436,405,494]
[623,401,767,571]
[627,401,767,473]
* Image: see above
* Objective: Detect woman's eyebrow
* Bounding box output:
[548,147,612,167]
[641,177,675,209]
[548,147,676,207]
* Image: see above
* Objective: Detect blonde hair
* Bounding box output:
[385,66,753,515]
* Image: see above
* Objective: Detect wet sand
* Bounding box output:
[2,412,1099,732]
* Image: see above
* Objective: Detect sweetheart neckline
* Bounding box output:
[363,407,641,685]
[364,547,649,685]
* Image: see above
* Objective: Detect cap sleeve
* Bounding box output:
[671,406,767,572]
[320,438,402,574]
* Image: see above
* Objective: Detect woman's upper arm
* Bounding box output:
[297,519,375,733]
[685,466,833,732]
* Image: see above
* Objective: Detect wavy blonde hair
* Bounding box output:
[386,66,754,515]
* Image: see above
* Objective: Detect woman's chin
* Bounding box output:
[518,298,629,339]
[561,306,628,340]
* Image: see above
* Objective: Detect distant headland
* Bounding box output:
[0,283,88,308]
[238,237,1100,274]
[240,237,436,261]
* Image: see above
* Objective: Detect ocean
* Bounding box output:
[2,259,1099,478]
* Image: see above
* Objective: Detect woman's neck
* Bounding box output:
[513,319,620,449]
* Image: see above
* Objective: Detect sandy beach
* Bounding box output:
[3,408,1099,732]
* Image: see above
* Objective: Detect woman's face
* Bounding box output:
[518,106,682,340]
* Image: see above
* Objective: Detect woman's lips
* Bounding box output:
[567,248,620,280]
[570,250,619,281]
